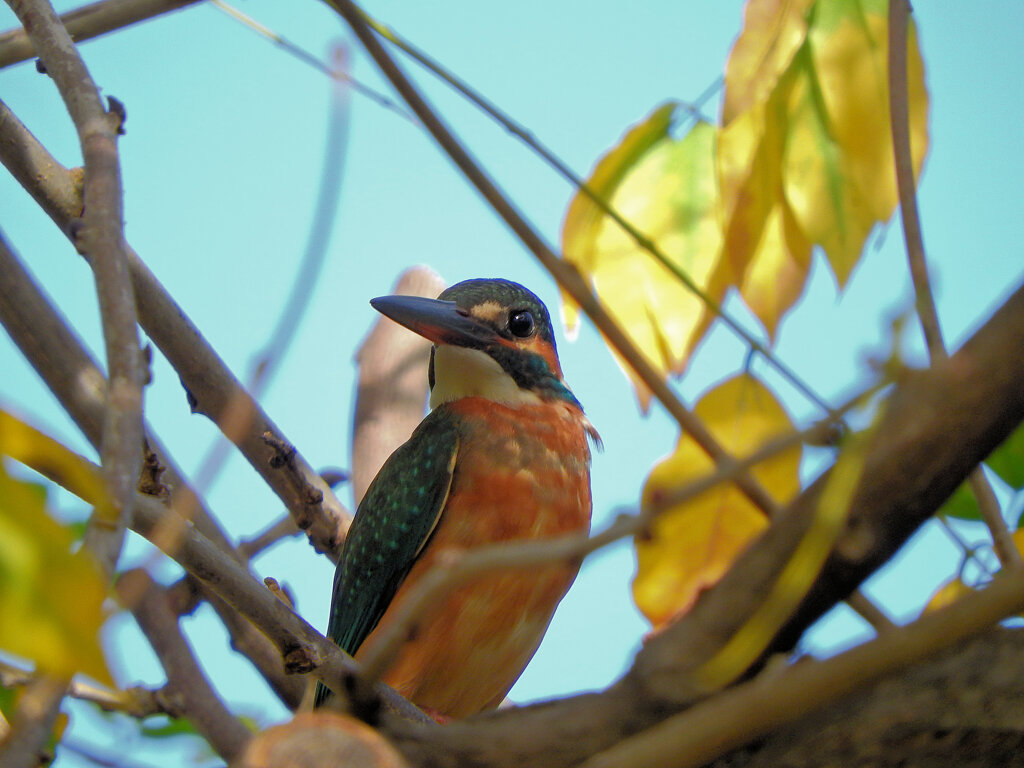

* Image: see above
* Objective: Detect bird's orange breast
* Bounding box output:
[356,397,592,718]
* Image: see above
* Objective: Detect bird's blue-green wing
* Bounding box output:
[314,412,458,707]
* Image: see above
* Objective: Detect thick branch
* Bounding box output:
[7,0,144,577]
[384,280,1024,767]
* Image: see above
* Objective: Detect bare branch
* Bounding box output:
[887,0,1020,569]
[0,0,200,69]
[0,661,171,719]
[7,0,144,576]
[0,97,352,560]
[117,569,252,761]
[351,267,444,504]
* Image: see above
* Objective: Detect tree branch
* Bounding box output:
[0,0,200,69]
[582,567,1024,768]
[7,0,144,577]
[0,96,352,560]
[117,569,252,762]
[0,675,66,768]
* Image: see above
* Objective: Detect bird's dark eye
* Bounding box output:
[508,310,536,338]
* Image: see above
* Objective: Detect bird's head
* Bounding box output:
[371,278,583,412]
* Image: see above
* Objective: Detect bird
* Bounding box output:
[314,278,599,719]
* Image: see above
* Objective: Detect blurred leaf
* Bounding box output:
[719,0,929,333]
[561,105,727,408]
[939,481,981,522]
[987,422,1024,490]
[0,683,16,718]
[141,716,201,739]
[923,576,973,614]
[925,532,1024,615]
[634,374,801,629]
[0,411,112,686]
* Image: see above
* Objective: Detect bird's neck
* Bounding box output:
[429,346,545,409]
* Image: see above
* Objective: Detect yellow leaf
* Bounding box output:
[634,374,801,630]
[719,0,930,328]
[0,412,112,685]
[561,105,727,408]
[718,75,814,338]
[922,577,973,614]
[925,532,1024,616]
[723,0,816,122]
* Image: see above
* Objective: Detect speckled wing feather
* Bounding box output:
[314,411,459,707]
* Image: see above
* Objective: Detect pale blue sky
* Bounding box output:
[1,2,1023,764]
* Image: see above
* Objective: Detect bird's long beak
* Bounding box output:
[370,295,497,348]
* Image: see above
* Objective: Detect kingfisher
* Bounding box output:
[314,278,598,719]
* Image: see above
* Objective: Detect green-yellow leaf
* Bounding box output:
[634,374,801,630]
[938,480,981,522]
[987,422,1024,490]
[561,105,727,408]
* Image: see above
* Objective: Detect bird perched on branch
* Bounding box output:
[315,278,598,719]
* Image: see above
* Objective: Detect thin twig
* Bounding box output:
[887,0,1020,569]
[580,563,1024,768]
[0,0,200,69]
[8,0,145,577]
[325,0,782,522]
[117,569,252,761]
[0,97,353,560]
[358,7,838,420]
[208,0,416,123]
[0,660,171,719]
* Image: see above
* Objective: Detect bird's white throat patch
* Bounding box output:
[429,346,543,409]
